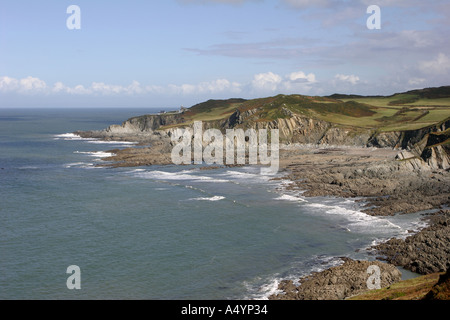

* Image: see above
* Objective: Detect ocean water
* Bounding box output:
[0,108,427,300]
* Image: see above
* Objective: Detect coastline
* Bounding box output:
[272,144,449,299]
[72,131,450,300]
[86,135,449,220]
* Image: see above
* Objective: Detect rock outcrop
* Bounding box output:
[282,147,450,216]
[373,210,450,275]
[269,258,402,300]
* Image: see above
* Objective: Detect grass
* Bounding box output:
[408,97,450,106]
[348,273,444,300]
[317,92,450,131]
[153,86,450,132]
[188,99,246,119]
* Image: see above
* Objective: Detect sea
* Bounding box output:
[0,108,429,300]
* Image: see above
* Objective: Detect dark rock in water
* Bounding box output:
[374,210,450,275]
[269,258,401,300]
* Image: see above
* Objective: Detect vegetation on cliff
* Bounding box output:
[84,86,448,137]
[139,86,450,133]
[348,272,446,300]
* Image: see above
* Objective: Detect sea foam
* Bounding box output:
[134,170,229,183]
[188,196,226,201]
[55,133,137,145]
[74,151,114,158]
[274,194,307,202]
[305,201,403,234]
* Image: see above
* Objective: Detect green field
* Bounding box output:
[338,92,450,131]
[160,86,450,132]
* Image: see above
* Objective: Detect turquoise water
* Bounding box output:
[0,108,426,299]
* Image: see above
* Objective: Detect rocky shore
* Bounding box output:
[268,209,450,300]
[80,140,449,299]
[268,258,402,300]
[372,210,450,275]
[278,145,449,217]
[74,112,449,300]
[269,146,449,299]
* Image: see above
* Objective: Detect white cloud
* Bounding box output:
[0,70,320,99]
[251,70,317,94]
[19,76,47,93]
[1,76,133,95]
[91,82,118,94]
[408,78,426,86]
[167,78,242,95]
[196,78,241,94]
[0,76,19,92]
[67,84,91,95]
[251,72,283,92]
[334,74,360,85]
[52,81,66,93]
[288,71,316,83]
[419,53,450,75]
[0,76,47,94]
[145,84,166,94]
[127,80,144,94]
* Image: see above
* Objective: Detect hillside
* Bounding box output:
[161,86,450,132]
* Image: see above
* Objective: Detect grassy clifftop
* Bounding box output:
[159,86,450,132]
[348,271,449,300]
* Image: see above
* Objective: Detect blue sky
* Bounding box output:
[0,0,449,108]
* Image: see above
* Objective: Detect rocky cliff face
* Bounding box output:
[394,120,450,171]
[105,112,186,135]
[76,108,450,170]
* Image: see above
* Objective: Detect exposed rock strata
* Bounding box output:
[279,147,450,217]
[76,110,450,170]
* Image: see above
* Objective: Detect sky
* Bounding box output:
[0,0,449,108]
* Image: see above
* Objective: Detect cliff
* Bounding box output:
[76,106,450,171]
